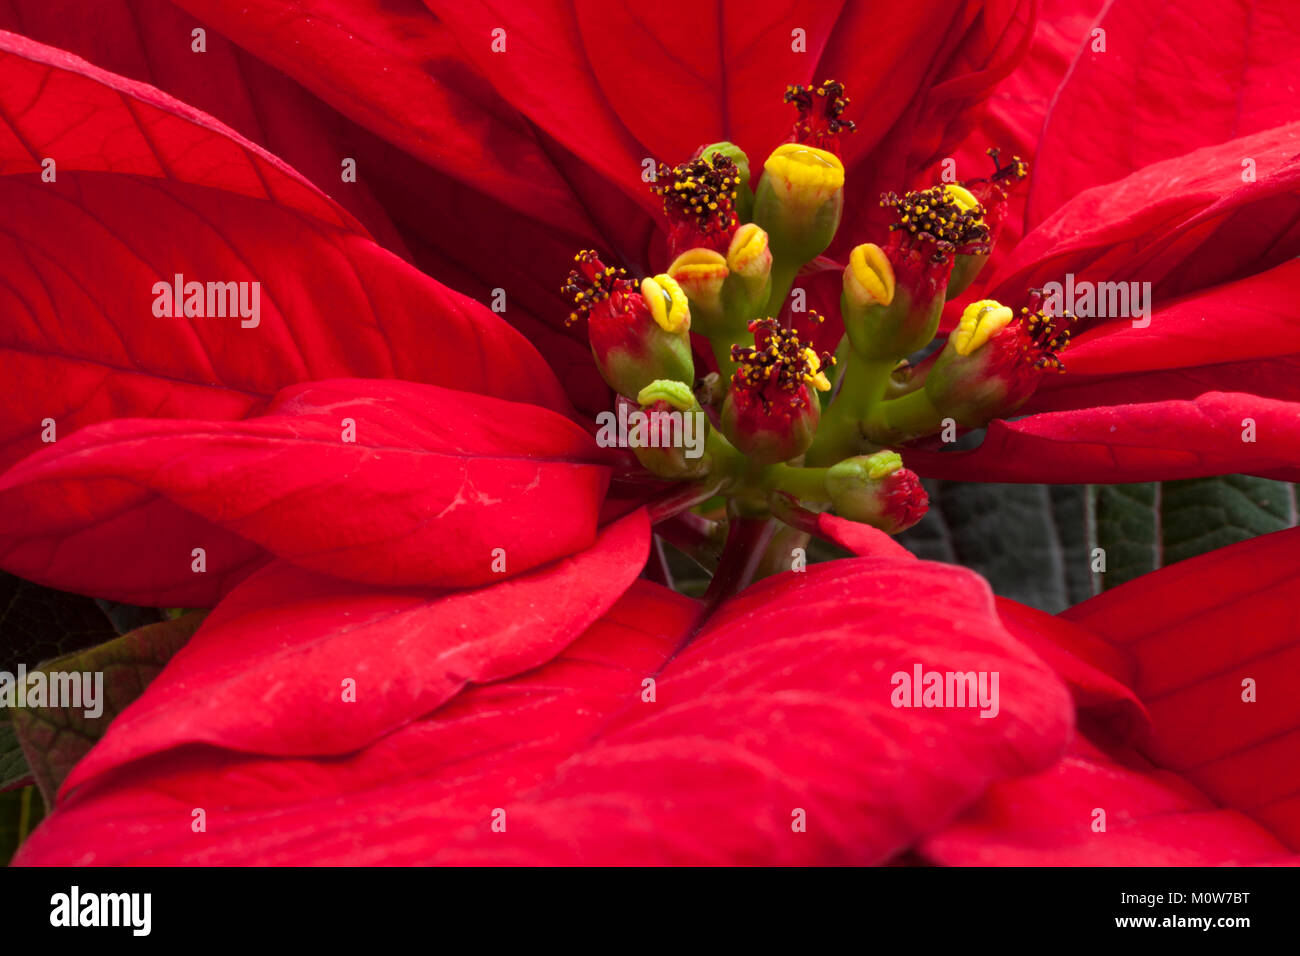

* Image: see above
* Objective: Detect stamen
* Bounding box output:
[1017,291,1074,372]
[561,249,631,327]
[785,79,857,149]
[729,317,835,410]
[985,147,1029,184]
[653,153,742,239]
[880,185,990,251]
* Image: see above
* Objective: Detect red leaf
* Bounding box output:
[996,597,1149,744]
[0,379,610,605]
[990,122,1300,308]
[924,530,1300,863]
[0,30,569,471]
[921,735,1297,865]
[420,0,652,213]
[1027,0,1300,230]
[902,391,1300,483]
[15,557,1073,864]
[1062,527,1300,847]
[1048,258,1300,378]
[0,0,411,252]
[168,0,596,235]
[831,0,1039,255]
[60,511,649,800]
[1026,356,1300,415]
[808,512,916,561]
[943,0,1108,291]
[569,0,844,162]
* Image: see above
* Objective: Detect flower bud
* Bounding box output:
[653,152,743,261]
[753,143,844,267]
[619,380,711,479]
[720,318,832,464]
[924,294,1073,426]
[563,251,694,399]
[841,234,942,360]
[667,223,772,335]
[825,452,927,534]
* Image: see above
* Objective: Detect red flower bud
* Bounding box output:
[924,293,1074,426]
[652,152,743,261]
[563,250,694,399]
[720,318,833,464]
[613,381,711,480]
[825,452,928,534]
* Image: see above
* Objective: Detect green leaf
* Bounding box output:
[0,571,119,673]
[1094,476,1300,588]
[0,785,43,866]
[11,612,207,807]
[0,713,32,791]
[898,481,1095,613]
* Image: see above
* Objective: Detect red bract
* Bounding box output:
[0,380,613,604]
[923,530,1300,864]
[16,558,1074,865]
[0,0,1298,869]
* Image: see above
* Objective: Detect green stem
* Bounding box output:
[762,464,831,503]
[863,386,945,443]
[806,350,896,465]
[17,786,34,845]
[763,257,800,316]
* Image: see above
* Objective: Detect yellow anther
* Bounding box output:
[953,299,1014,355]
[641,274,691,333]
[801,347,832,391]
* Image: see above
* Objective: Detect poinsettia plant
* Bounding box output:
[0,0,1298,867]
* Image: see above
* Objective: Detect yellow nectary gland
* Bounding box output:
[953,299,1014,355]
[641,274,690,333]
[764,143,845,193]
[726,223,771,277]
[944,183,981,215]
[847,242,895,306]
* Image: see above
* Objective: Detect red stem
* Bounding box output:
[702,516,777,610]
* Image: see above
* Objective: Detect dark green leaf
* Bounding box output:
[1094,476,1299,588]
[12,612,206,807]
[0,785,43,866]
[898,481,1096,613]
[0,713,32,791]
